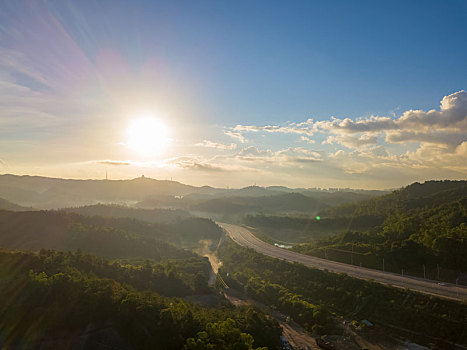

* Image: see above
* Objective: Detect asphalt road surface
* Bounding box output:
[218,223,467,302]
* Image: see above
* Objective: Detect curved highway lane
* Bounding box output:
[218,223,467,302]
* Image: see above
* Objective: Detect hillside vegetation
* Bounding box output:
[218,239,467,348]
[187,189,385,219]
[191,193,325,216]
[64,204,191,224]
[289,181,467,278]
[0,248,280,349]
[243,214,381,243]
[323,180,467,217]
[0,209,223,260]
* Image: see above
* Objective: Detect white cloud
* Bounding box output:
[234,146,322,166]
[237,146,272,157]
[165,155,260,173]
[236,147,275,162]
[323,134,378,148]
[97,160,132,166]
[233,120,315,136]
[314,116,396,134]
[224,131,246,143]
[384,130,465,148]
[277,147,322,158]
[300,136,315,143]
[196,140,237,150]
[403,141,467,173]
[398,90,467,129]
[228,91,466,155]
[313,90,467,149]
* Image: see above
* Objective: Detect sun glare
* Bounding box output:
[126,115,170,156]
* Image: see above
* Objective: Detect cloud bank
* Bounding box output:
[175,91,466,187]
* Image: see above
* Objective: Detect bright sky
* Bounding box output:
[0,0,466,189]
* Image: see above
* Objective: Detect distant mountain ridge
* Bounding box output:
[0,174,202,208]
[0,174,388,209]
[0,197,32,211]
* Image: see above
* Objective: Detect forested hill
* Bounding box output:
[63,204,191,224]
[191,192,326,215]
[322,180,467,217]
[0,210,223,260]
[294,180,467,275]
[0,248,280,349]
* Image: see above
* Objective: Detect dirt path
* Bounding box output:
[278,317,320,350]
[195,239,223,286]
[222,288,319,350]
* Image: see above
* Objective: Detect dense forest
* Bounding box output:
[0,205,283,349]
[191,193,325,216]
[245,181,467,279]
[0,209,223,259]
[64,204,191,223]
[243,214,380,243]
[322,180,467,217]
[188,189,384,219]
[218,239,467,348]
[0,249,280,349]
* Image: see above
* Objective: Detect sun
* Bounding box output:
[126,115,170,156]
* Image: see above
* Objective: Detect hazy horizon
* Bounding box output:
[1,1,466,189]
[0,171,402,191]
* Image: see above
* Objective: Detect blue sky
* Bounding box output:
[0,0,466,188]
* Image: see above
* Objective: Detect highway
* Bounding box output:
[218,223,467,302]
